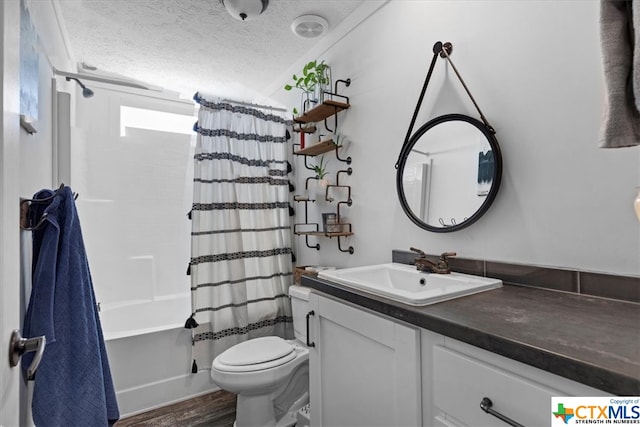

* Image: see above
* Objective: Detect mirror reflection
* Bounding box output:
[397,115,501,232]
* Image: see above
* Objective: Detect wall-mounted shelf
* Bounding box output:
[293,125,317,134]
[292,78,353,254]
[293,79,351,133]
[293,223,354,254]
[295,139,338,156]
[292,153,353,254]
[294,100,350,124]
[295,231,354,237]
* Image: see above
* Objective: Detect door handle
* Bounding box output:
[8,329,46,380]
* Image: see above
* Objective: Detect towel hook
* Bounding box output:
[19,184,78,231]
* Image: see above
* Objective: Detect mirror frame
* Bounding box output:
[396,113,503,232]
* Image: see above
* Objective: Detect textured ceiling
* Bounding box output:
[56,0,365,101]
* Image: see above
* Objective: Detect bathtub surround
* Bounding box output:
[71,84,209,415]
[599,0,640,148]
[188,94,294,372]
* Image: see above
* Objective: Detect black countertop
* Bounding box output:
[301,275,640,396]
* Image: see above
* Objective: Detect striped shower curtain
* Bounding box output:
[187,94,294,372]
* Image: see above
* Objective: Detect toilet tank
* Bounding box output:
[289,285,311,344]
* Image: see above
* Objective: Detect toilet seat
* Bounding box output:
[214,336,297,373]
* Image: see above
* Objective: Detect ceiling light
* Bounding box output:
[220,0,269,21]
[291,15,329,39]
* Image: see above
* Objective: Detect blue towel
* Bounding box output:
[22,187,119,426]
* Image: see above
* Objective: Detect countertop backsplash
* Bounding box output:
[392,249,640,304]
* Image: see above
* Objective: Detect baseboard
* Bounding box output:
[116,370,219,417]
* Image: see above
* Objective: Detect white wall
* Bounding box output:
[272,0,640,276]
[19,0,74,194]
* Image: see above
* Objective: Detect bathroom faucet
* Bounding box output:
[409,247,456,274]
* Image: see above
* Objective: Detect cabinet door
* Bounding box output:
[308,293,421,427]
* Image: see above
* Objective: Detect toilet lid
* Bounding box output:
[219,336,294,367]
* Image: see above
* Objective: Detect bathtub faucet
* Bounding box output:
[409,247,456,274]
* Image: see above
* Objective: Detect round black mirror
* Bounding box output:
[396,114,502,232]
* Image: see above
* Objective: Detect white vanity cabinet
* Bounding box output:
[422,331,610,427]
[307,292,422,427]
[306,289,611,427]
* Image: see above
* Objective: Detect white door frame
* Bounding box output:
[0,1,24,426]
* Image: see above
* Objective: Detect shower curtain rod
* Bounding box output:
[222,98,287,113]
[53,67,159,91]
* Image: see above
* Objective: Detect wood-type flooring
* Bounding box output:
[115,390,236,427]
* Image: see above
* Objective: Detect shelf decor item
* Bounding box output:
[322,213,338,233]
[294,265,318,284]
[312,155,329,180]
[284,59,331,114]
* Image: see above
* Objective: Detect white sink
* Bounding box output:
[317,263,502,306]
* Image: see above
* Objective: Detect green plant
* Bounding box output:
[284,60,330,94]
[312,155,329,180]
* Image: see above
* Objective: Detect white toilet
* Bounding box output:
[211,285,311,427]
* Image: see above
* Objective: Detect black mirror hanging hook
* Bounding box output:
[395,40,494,170]
[439,44,495,134]
[395,41,449,170]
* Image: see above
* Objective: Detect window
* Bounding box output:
[120,105,195,137]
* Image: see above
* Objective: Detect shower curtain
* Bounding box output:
[188,93,294,371]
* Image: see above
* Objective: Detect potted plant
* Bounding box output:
[284,60,331,114]
[312,155,330,187]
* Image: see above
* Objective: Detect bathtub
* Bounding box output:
[100,293,218,417]
[98,294,191,341]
